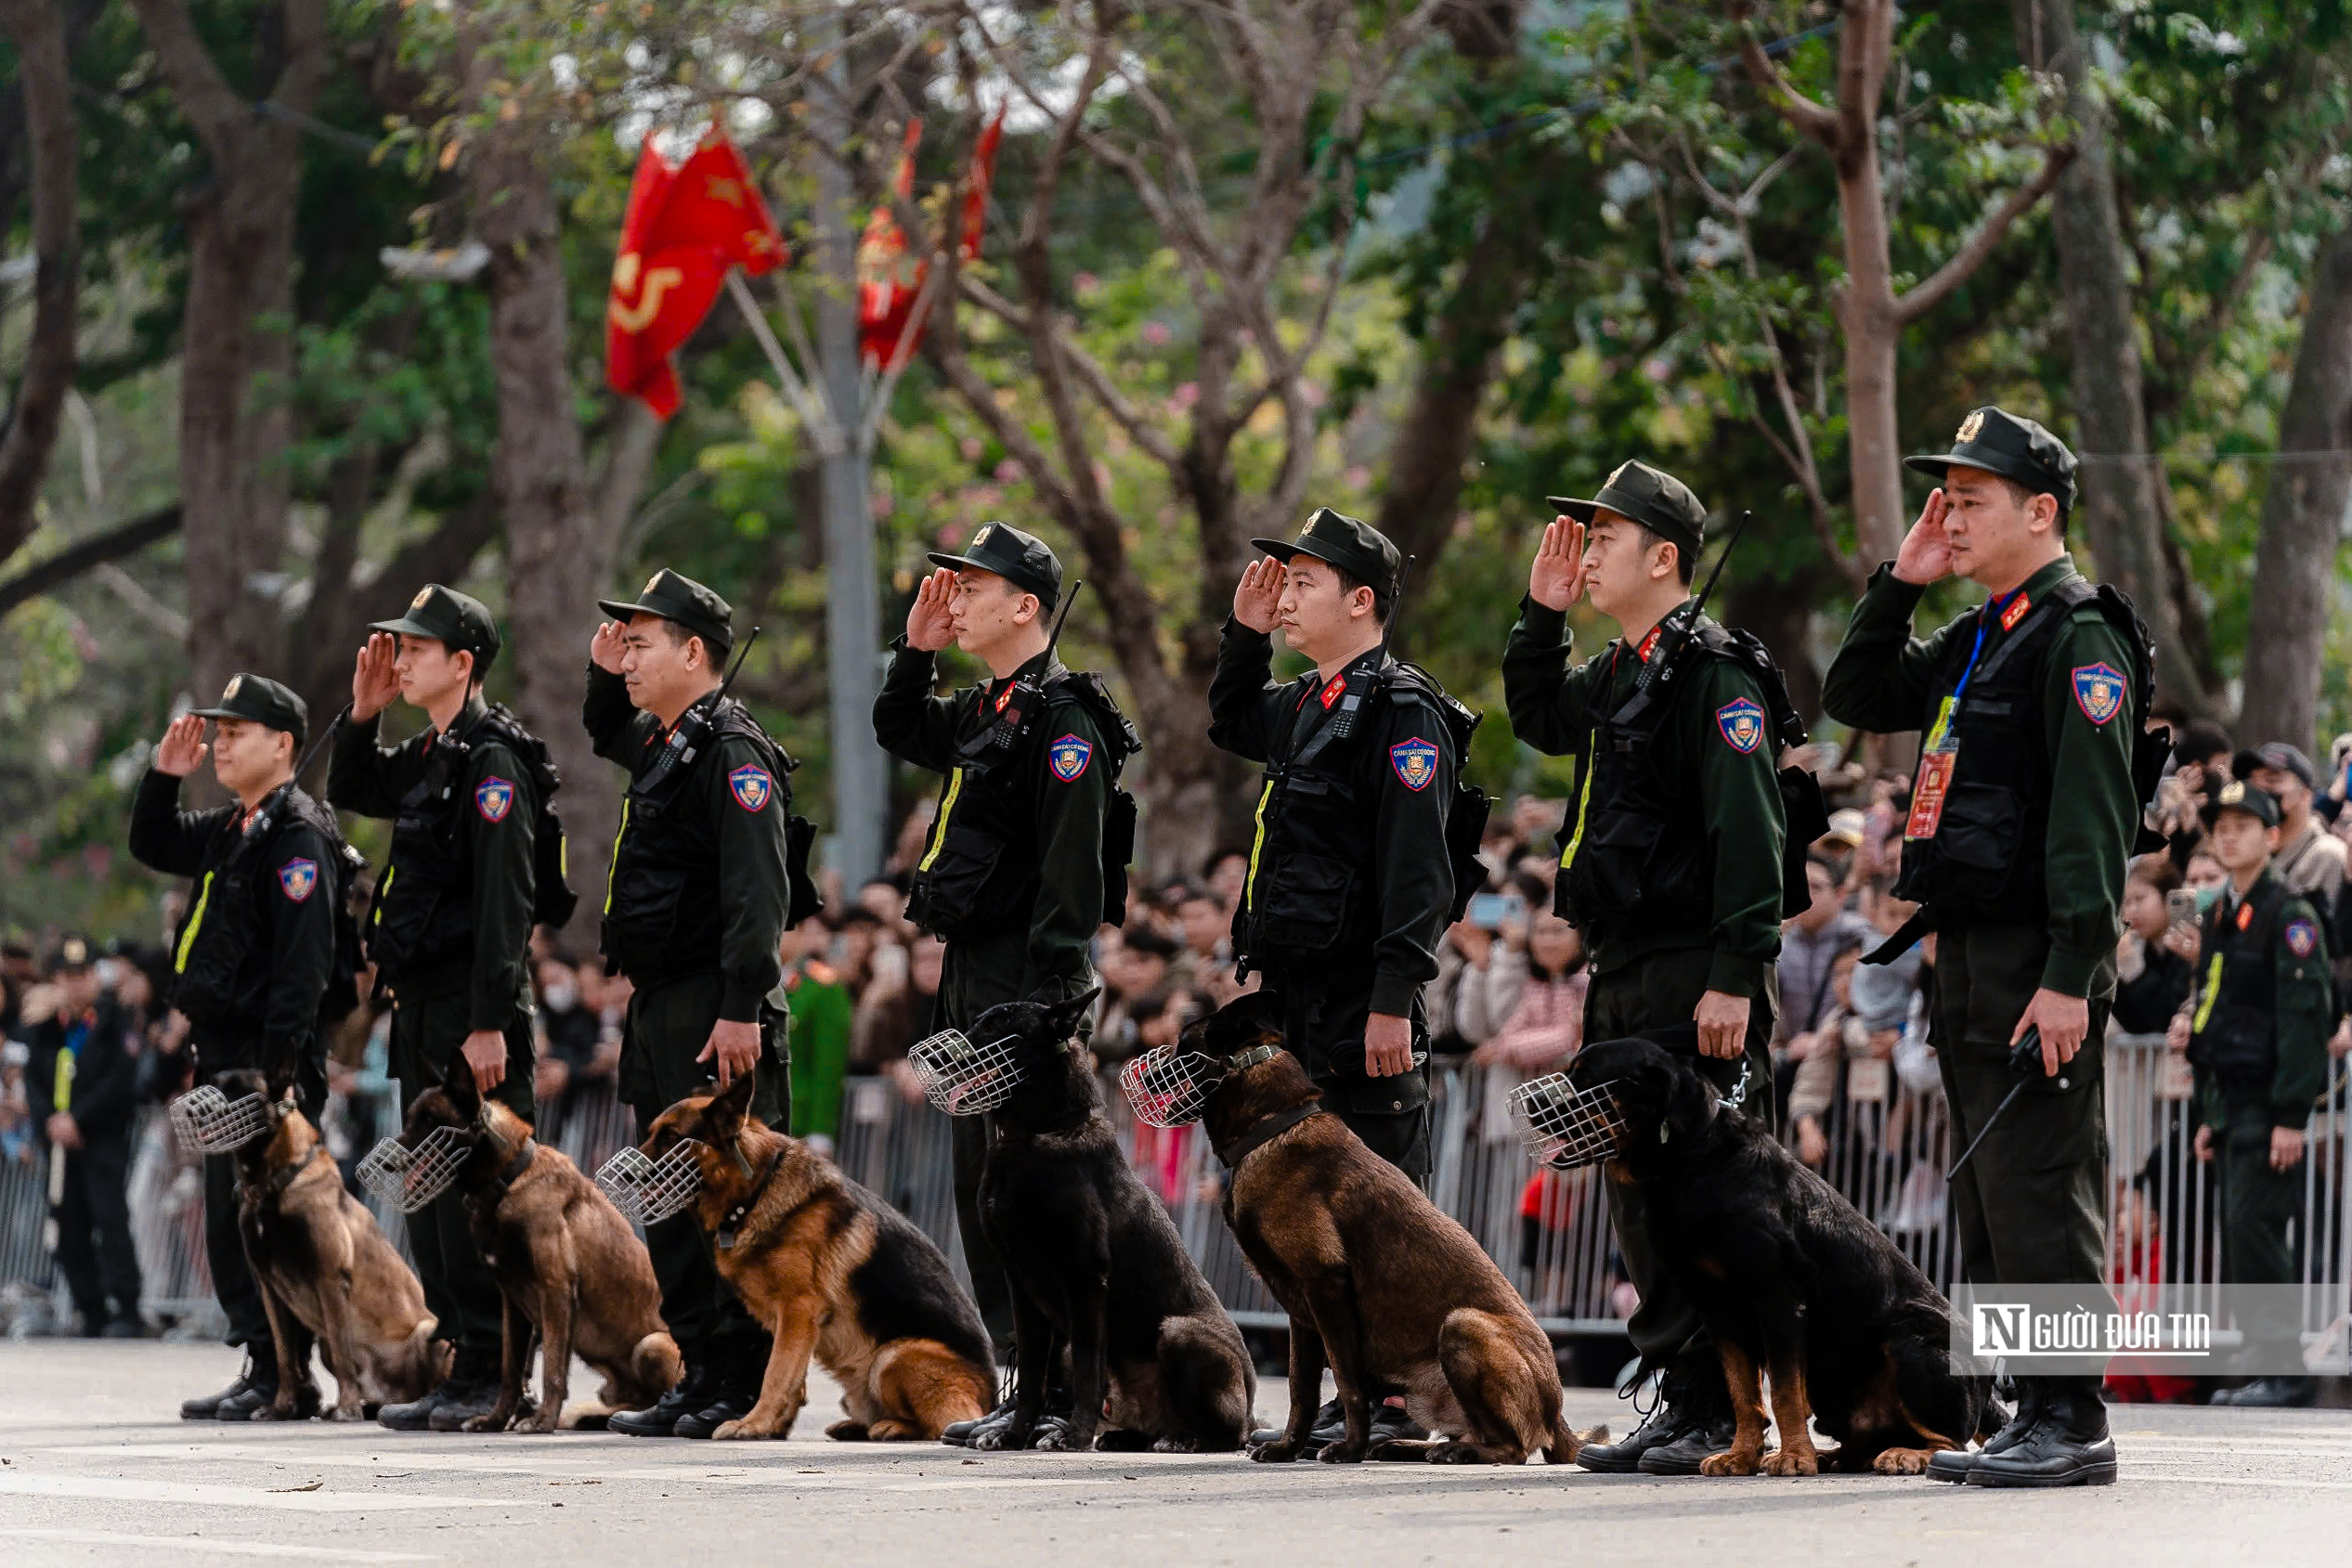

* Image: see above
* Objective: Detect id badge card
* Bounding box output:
[1905,696,1959,841]
[1847,1056,1891,1104]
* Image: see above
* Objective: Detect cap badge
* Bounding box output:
[644,572,662,595]
[1606,461,1631,487]
[1957,409,1985,444]
[2220,780,2245,806]
[410,587,432,611]
[975,524,997,549]
[222,676,242,701]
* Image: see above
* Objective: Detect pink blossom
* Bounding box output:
[1170,382,1199,411]
[959,436,984,460]
[1073,271,1101,297]
[1142,320,1173,346]
[994,459,1020,483]
[936,522,967,547]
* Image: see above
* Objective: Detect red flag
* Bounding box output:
[607,133,787,420]
[857,110,1007,371]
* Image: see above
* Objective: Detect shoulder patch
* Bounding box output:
[2071,662,2125,725]
[1715,696,1766,755]
[1390,736,1439,792]
[2286,917,2320,958]
[277,858,318,902]
[728,763,773,812]
[474,776,514,823]
[1047,732,1093,782]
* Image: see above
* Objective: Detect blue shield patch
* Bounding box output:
[1716,697,1765,755]
[729,764,773,813]
[474,776,514,823]
[1047,733,1093,782]
[2287,918,2320,958]
[2072,662,2125,726]
[1390,737,1439,792]
[277,858,318,903]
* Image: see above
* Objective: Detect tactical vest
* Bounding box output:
[906,667,1141,940]
[603,696,797,981]
[172,782,364,1033]
[1891,577,2162,927]
[1233,660,1483,975]
[367,705,565,979]
[1555,623,1819,930]
[2187,879,2291,1084]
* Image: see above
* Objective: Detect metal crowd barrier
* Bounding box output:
[5,1037,2346,1359]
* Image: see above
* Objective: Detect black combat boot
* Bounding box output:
[611,1355,721,1438]
[1969,1378,2116,1488]
[1632,1355,1735,1475]
[1928,1384,2031,1484]
[183,1353,266,1420]
[674,1337,768,1439]
[426,1352,505,1432]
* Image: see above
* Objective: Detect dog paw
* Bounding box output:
[461,1413,504,1434]
[1423,1442,1491,1465]
[1761,1448,1819,1477]
[1033,1426,1087,1452]
[825,1419,872,1442]
[516,1411,560,1435]
[1699,1449,1759,1477]
[325,1405,365,1424]
[1318,1439,1369,1465]
[1150,1436,1202,1455]
[972,1423,1031,1452]
[710,1419,770,1442]
[1249,1440,1303,1464]
[1871,1447,1934,1476]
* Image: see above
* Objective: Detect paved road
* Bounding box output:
[1,1343,2346,1567]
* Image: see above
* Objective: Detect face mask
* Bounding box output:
[541,982,579,1012]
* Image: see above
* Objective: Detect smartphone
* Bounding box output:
[1466,892,1526,930]
[2165,888,2200,928]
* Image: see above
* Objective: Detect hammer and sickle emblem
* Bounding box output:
[609,251,686,334]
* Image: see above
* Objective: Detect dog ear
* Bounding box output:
[443,1050,480,1117]
[1044,986,1102,1042]
[700,1070,758,1141]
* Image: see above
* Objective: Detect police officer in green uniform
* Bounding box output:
[330,586,543,1432]
[131,677,353,1420]
[2171,781,2330,1409]
[587,570,796,1440]
[1824,408,2151,1488]
[1213,508,1470,1453]
[1502,462,1791,1474]
[873,524,1133,1445]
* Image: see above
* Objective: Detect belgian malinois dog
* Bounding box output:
[637,1075,995,1441]
[216,1068,446,1420]
[395,1056,682,1432]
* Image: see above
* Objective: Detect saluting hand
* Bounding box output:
[1894,488,1956,586]
[906,567,959,653]
[1527,517,1589,612]
[1232,557,1284,634]
[154,714,209,778]
[352,632,402,721]
[591,620,630,674]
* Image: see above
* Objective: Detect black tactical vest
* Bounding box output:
[173,782,360,1030]
[367,705,549,979]
[1232,661,1479,973]
[603,696,791,981]
[1891,577,2157,927]
[1555,623,1815,930]
[2187,878,2291,1084]
[906,666,1140,940]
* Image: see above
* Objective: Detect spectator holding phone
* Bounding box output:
[2113,856,2196,1035]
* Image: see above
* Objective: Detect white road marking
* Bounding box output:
[0,1527,436,1562]
[0,1475,509,1513]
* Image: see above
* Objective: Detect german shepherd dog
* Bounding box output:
[1562,1036,2001,1475]
[215,1068,447,1421]
[965,990,1256,1454]
[640,1074,995,1441]
[1175,996,1583,1466]
[395,1056,682,1432]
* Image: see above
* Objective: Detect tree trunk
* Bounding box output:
[1835,151,1907,567]
[467,128,622,943]
[2010,0,2213,717]
[0,0,81,566]
[2237,225,2352,751]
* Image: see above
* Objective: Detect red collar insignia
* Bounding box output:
[2000,592,2032,632]
[1319,674,1347,709]
[1634,627,1662,662]
[994,686,1013,713]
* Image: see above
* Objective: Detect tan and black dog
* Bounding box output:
[1179,997,1583,1466]
[216,1068,447,1421]
[639,1074,995,1441]
[394,1056,682,1432]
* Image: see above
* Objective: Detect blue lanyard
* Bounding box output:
[1952,588,2026,705]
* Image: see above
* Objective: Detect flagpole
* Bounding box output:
[724,269,843,456]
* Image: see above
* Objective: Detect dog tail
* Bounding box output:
[1542,1415,1609,1464]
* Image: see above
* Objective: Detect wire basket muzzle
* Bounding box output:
[1505,1073,1628,1171]
[167,1086,272,1155]
[907,1030,1023,1116]
[1119,1048,1223,1129]
[356,1125,473,1213]
[595,1142,706,1225]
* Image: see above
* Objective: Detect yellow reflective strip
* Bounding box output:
[2190,952,2224,1034]
[372,864,393,926]
[1242,779,1276,909]
[53,1050,73,1106]
[1559,752,1598,871]
[603,798,630,914]
[175,870,215,974]
[918,770,965,873]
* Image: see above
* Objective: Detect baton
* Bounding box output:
[1946,1027,2047,1179]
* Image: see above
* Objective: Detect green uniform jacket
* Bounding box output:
[1205,621,1456,1017]
[329,693,536,1030]
[1821,557,2139,999]
[582,666,789,1022]
[872,639,1108,999]
[784,961,852,1140]
[1501,597,1785,999]
[2190,868,2334,1132]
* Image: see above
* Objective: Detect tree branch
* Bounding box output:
[0,504,182,619]
[1737,23,1841,148]
[0,0,83,567]
[1893,145,2076,327]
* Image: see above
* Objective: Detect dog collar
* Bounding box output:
[1215,1101,1329,1171]
[1228,1043,1281,1072]
[491,1137,537,1195]
[716,1147,783,1251]
[264,1144,331,1199]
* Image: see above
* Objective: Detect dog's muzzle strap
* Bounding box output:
[1505,1073,1628,1171]
[595,1141,706,1226]
[907,1029,1025,1116]
[167,1086,272,1156]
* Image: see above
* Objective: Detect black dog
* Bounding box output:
[966,989,1255,1453]
[1563,1035,2000,1475]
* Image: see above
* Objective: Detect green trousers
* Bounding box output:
[386,979,535,1372]
[619,970,787,1360]
[2212,1093,2306,1370]
[1582,945,1778,1368]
